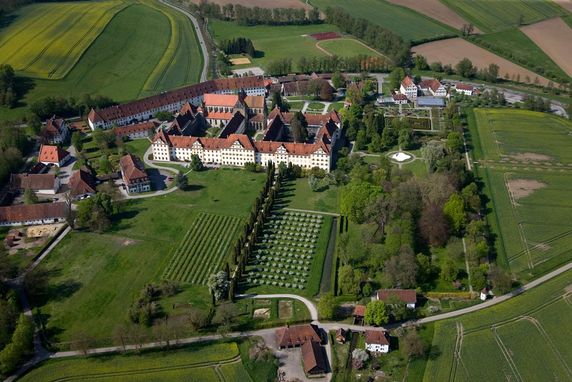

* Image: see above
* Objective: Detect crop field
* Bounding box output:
[0,0,127,79]
[244,211,327,291]
[554,0,572,12]
[473,27,570,83]
[310,0,456,42]
[19,342,249,382]
[521,17,572,78]
[210,19,338,70]
[162,213,242,284]
[440,0,567,33]
[190,0,311,10]
[469,109,572,280]
[413,38,552,86]
[316,38,385,58]
[386,0,479,32]
[27,170,264,347]
[422,269,572,381]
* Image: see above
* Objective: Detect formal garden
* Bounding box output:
[245,211,325,290]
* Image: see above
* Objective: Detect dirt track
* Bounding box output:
[521,18,572,78]
[413,38,552,86]
[190,0,311,10]
[387,0,481,32]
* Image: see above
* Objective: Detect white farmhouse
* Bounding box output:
[399,76,418,101]
[364,330,390,354]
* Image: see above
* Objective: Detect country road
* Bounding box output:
[159,0,209,82]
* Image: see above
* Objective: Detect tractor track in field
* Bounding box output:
[523,316,572,377]
[492,326,523,382]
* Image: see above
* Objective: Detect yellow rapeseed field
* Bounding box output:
[0,0,128,79]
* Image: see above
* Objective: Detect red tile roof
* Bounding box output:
[89,76,265,124]
[119,154,148,185]
[455,83,474,91]
[69,168,97,197]
[392,93,408,101]
[301,341,327,374]
[44,115,65,138]
[401,76,415,87]
[10,174,57,191]
[276,324,321,348]
[364,330,389,346]
[0,202,68,224]
[353,304,366,317]
[377,289,416,304]
[205,111,234,121]
[253,140,329,156]
[114,121,158,138]
[39,145,69,164]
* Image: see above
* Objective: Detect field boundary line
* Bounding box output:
[491,326,523,382]
[283,208,339,216]
[524,316,572,377]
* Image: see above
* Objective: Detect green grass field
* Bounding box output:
[282,178,339,213]
[19,341,248,382]
[441,0,567,33]
[28,169,264,348]
[209,19,339,70]
[0,0,127,79]
[317,38,383,58]
[162,212,241,284]
[0,0,202,121]
[311,0,456,42]
[422,268,572,381]
[472,28,570,82]
[468,109,572,280]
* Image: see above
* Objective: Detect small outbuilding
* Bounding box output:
[335,328,347,344]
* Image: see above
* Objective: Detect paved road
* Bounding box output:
[159,0,209,82]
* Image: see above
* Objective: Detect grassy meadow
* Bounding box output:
[440,0,567,33]
[0,0,127,79]
[468,108,572,280]
[317,38,384,58]
[209,19,338,70]
[422,268,572,381]
[28,169,265,348]
[311,0,456,42]
[0,0,202,121]
[19,341,248,382]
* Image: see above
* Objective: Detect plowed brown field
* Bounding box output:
[553,0,572,13]
[521,18,572,77]
[386,0,481,32]
[413,38,552,86]
[190,0,311,10]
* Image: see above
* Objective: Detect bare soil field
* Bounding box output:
[509,153,552,162]
[507,179,546,201]
[413,38,552,86]
[230,57,251,65]
[190,0,311,10]
[521,18,572,78]
[386,0,481,32]
[553,0,572,13]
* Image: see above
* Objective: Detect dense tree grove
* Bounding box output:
[219,37,255,56]
[0,65,18,108]
[76,192,118,232]
[30,94,115,119]
[191,1,321,25]
[324,7,409,65]
[0,124,29,190]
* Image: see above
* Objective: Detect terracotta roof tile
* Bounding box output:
[275,324,321,348]
[377,289,416,304]
[364,330,389,346]
[114,121,158,137]
[119,154,148,185]
[69,168,97,197]
[11,174,56,191]
[0,202,68,224]
[39,145,69,164]
[301,341,327,374]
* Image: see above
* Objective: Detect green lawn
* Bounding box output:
[282,178,339,213]
[1,0,202,121]
[422,269,572,381]
[209,19,339,71]
[440,0,567,33]
[311,0,456,42]
[471,28,570,83]
[28,169,265,348]
[327,102,345,112]
[19,341,244,382]
[317,38,383,57]
[468,108,572,280]
[124,139,151,161]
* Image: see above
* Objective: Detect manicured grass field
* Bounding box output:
[311,0,456,42]
[162,212,241,284]
[281,178,339,213]
[28,169,265,347]
[209,20,339,70]
[19,341,245,382]
[440,0,567,33]
[1,0,202,121]
[317,38,383,58]
[468,108,572,280]
[0,0,127,79]
[422,269,572,381]
[472,28,570,82]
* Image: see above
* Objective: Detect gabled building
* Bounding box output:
[454,83,474,96]
[418,79,447,97]
[377,289,417,309]
[39,145,70,167]
[10,173,60,195]
[203,91,266,130]
[87,76,266,130]
[119,154,150,194]
[364,330,390,354]
[114,121,159,140]
[43,115,69,144]
[301,340,328,376]
[275,324,322,349]
[0,202,68,227]
[399,76,418,101]
[68,168,97,200]
[392,93,408,104]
